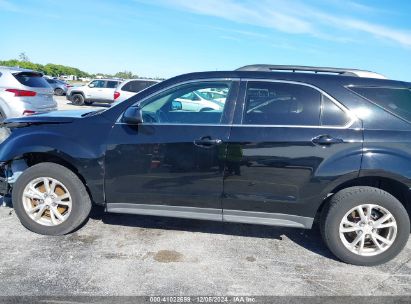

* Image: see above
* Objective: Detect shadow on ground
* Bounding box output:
[89,205,338,262]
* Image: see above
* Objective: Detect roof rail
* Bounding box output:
[236,65,387,79]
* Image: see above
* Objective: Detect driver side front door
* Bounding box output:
[104,79,239,221]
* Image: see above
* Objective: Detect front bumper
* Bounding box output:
[0,162,9,195]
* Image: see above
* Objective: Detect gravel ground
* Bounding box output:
[54,95,108,111]
[0,96,410,297]
[0,204,410,296]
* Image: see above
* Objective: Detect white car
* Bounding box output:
[114,79,161,103]
[66,79,122,105]
[0,66,57,121]
[176,90,226,112]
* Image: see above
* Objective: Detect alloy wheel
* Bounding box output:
[22,177,72,226]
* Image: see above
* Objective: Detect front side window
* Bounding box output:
[137,81,232,124]
[90,80,105,88]
[350,86,411,122]
[243,81,321,126]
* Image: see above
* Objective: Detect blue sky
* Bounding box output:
[1,0,411,80]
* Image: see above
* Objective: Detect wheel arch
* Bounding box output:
[315,174,411,226]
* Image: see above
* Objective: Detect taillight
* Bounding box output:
[114,91,120,100]
[5,89,37,97]
[23,110,36,116]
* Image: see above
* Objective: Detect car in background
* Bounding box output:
[0,66,57,122]
[175,90,226,112]
[66,79,122,105]
[45,78,71,96]
[114,79,160,103]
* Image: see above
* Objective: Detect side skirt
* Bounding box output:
[106,203,314,229]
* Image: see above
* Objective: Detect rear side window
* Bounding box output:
[122,80,157,93]
[14,72,50,88]
[243,81,321,126]
[106,81,119,89]
[350,87,411,122]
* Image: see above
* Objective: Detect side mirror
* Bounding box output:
[88,83,95,88]
[123,107,143,124]
[171,100,182,111]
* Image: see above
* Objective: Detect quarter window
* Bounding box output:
[243,82,321,126]
[350,87,411,123]
[137,81,231,125]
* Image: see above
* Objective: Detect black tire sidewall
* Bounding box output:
[323,187,410,266]
[54,88,64,96]
[72,94,84,105]
[12,163,91,235]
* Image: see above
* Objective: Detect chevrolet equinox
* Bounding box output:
[0,65,410,266]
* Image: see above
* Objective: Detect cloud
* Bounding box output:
[152,0,411,48]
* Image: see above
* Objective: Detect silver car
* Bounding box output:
[45,78,70,96]
[0,67,57,121]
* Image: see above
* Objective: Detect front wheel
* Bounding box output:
[12,163,91,235]
[321,186,410,266]
[71,94,84,106]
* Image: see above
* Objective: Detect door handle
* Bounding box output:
[312,135,344,145]
[194,137,223,147]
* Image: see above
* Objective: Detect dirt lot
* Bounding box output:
[0,96,410,296]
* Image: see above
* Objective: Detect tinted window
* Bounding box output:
[90,80,105,88]
[350,87,411,122]
[136,81,232,124]
[14,72,50,88]
[106,81,119,89]
[123,80,157,93]
[321,95,351,126]
[46,79,56,84]
[243,82,321,126]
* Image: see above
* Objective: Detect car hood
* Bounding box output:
[0,110,96,127]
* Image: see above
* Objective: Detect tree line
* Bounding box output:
[0,53,151,79]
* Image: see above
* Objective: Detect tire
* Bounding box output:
[12,163,92,235]
[54,88,64,96]
[321,186,410,266]
[71,94,85,106]
[84,101,94,105]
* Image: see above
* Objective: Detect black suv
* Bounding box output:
[0,65,410,266]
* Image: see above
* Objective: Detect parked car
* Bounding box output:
[45,78,71,96]
[1,65,410,266]
[175,90,225,112]
[66,79,122,105]
[0,66,57,122]
[114,79,160,103]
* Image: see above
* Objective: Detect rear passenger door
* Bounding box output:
[222,80,363,228]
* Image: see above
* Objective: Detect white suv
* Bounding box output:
[66,79,122,105]
[0,66,57,121]
[113,79,160,103]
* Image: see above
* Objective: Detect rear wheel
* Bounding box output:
[71,94,84,106]
[12,163,91,235]
[54,88,64,96]
[321,186,410,266]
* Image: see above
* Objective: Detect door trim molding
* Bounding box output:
[223,209,313,229]
[106,203,313,229]
[106,203,223,221]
